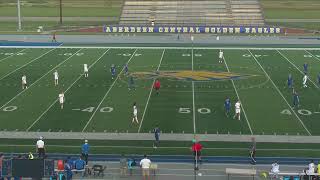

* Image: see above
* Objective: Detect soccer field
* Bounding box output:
[0,46,319,136]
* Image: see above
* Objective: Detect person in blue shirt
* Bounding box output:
[224,97,231,117]
[303,62,308,73]
[287,74,293,89]
[318,73,320,85]
[64,159,73,180]
[153,125,160,148]
[75,156,86,177]
[128,76,135,90]
[81,139,90,165]
[293,90,300,109]
[124,64,129,76]
[110,64,116,79]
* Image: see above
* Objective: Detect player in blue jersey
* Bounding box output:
[292,89,300,109]
[124,64,129,76]
[128,76,135,90]
[224,97,231,117]
[303,62,308,73]
[287,74,293,88]
[110,64,116,79]
[318,72,320,85]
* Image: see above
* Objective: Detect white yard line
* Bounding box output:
[277,50,319,89]
[192,48,196,134]
[0,48,55,81]
[0,48,82,111]
[248,49,312,136]
[222,53,253,135]
[138,49,166,133]
[26,49,110,131]
[81,49,138,132]
[2,46,320,50]
[0,48,27,63]
[305,50,320,62]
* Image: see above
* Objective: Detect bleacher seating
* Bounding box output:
[119,0,265,26]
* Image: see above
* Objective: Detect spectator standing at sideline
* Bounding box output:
[191,139,203,164]
[249,137,256,165]
[270,161,280,179]
[120,154,127,177]
[153,125,160,148]
[36,136,45,159]
[64,159,73,180]
[81,140,90,165]
[140,155,151,180]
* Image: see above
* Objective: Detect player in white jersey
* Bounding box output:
[219,50,223,63]
[84,64,88,78]
[132,102,139,124]
[21,75,27,89]
[53,70,59,86]
[233,100,241,120]
[59,91,65,109]
[303,73,308,88]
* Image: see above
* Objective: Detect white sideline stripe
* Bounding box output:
[192,48,196,134]
[26,49,110,131]
[222,54,253,135]
[2,46,320,50]
[305,50,320,62]
[277,50,319,89]
[138,49,166,133]
[0,48,56,81]
[0,48,27,63]
[81,49,138,132]
[248,49,312,136]
[0,48,69,111]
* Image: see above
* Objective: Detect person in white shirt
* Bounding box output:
[233,100,241,120]
[140,155,151,180]
[306,160,315,175]
[270,161,280,179]
[54,70,59,86]
[59,91,65,109]
[36,136,45,159]
[84,64,89,78]
[21,75,27,89]
[132,102,139,124]
[219,50,224,63]
[303,73,308,88]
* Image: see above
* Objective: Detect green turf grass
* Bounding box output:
[0,47,320,135]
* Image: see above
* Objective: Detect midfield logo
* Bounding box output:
[131,71,256,81]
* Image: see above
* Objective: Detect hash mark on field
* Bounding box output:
[82,49,138,132]
[223,52,253,135]
[26,49,110,131]
[305,50,320,62]
[248,49,312,136]
[138,49,166,133]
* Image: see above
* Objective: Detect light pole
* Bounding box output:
[17,0,22,31]
[59,0,62,24]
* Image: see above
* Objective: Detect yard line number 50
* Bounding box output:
[179,107,211,114]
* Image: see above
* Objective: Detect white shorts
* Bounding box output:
[55,77,58,80]
[59,99,64,104]
[84,70,88,73]
[133,113,137,117]
[22,81,27,85]
[219,55,223,59]
[236,109,241,114]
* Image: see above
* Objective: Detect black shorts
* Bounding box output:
[193,151,201,157]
